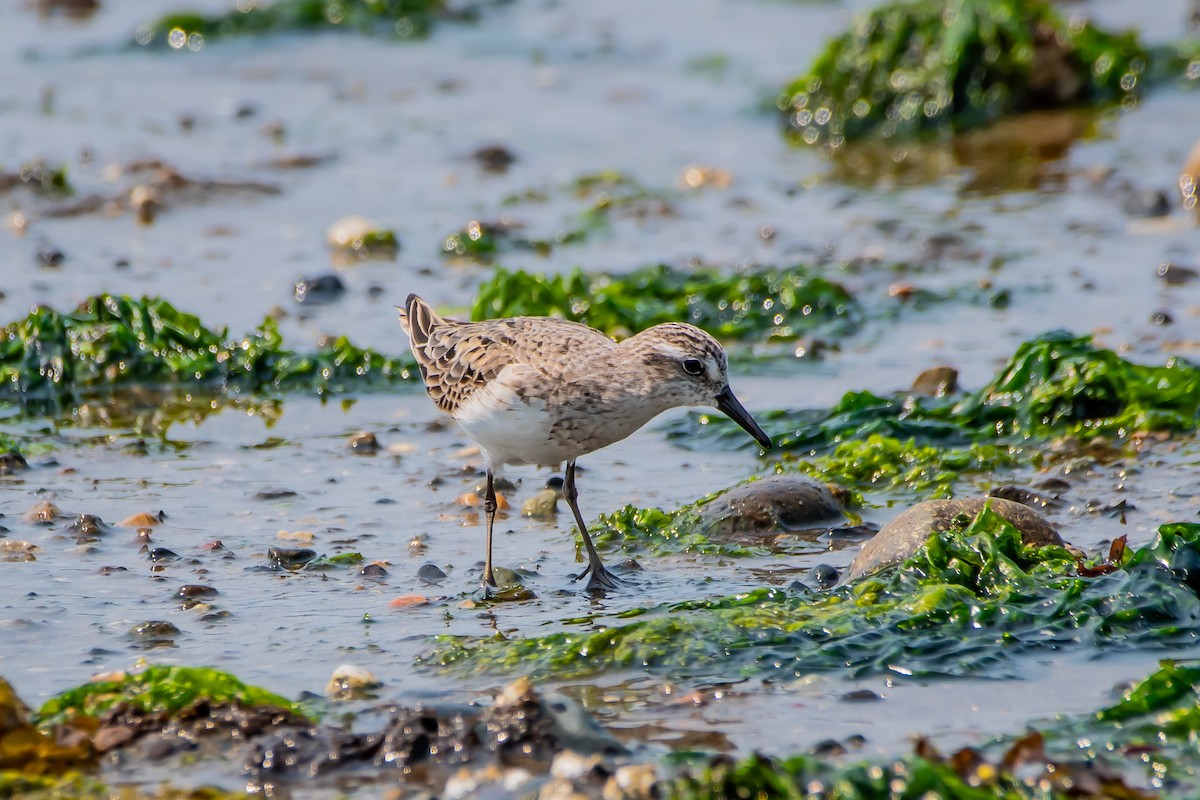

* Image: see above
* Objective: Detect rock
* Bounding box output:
[177,584,218,599]
[1120,187,1171,218]
[25,501,61,523]
[267,547,317,570]
[807,563,840,590]
[127,620,181,646]
[472,144,517,173]
[66,514,109,540]
[1157,261,1199,286]
[36,245,65,267]
[326,664,380,700]
[522,488,560,519]
[418,563,447,583]
[119,511,164,528]
[846,497,1063,581]
[910,366,959,397]
[698,475,843,541]
[348,431,380,454]
[0,451,28,475]
[293,274,346,305]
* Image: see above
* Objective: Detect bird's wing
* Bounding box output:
[410,322,527,415]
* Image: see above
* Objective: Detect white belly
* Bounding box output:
[453,374,573,467]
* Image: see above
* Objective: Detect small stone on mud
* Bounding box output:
[36,246,65,267]
[360,562,389,578]
[276,530,314,543]
[910,366,959,397]
[472,144,517,173]
[522,488,560,519]
[254,488,299,500]
[807,563,839,590]
[119,511,164,528]
[25,501,61,523]
[840,689,882,703]
[147,547,179,562]
[458,491,509,510]
[326,664,380,700]
[390,594,429,608]
[176,584,218,598]
[268,547,317,570]
[0,451,28,475]
[128,620,180,644]
[1157,261,1199,286]
[418,563,448,583]
[66,514,108,538]
[348,431,380,454]
[1120,187,1171,218]
[293,274,346,305]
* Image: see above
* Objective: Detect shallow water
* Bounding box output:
[3,0,1200,790]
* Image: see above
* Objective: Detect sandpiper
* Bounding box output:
[400,294,772,593]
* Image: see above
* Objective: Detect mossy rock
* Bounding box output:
[779,0,1149,145]
[846,496,1063,580]
[697,474,844,542]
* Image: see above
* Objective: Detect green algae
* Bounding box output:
[779,0,1150,146]
[588,502,759,558]
[3,162,72,196]
[135,0,453,48]
[774,434,1023,498]
[0,294,415,411]
[35,665,311,729]
[423,511,1200,682]
[672,331,1200,451]
[472,264,861,342]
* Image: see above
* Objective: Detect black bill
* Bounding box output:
[714,386,772,450]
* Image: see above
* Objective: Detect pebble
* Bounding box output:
[472,144,517,173]
[910,366,959,397]
[176,584,218,598]
[25,501,61,523]
[417,563,447,583]
[325,664,380,700]
[0,451,29,475]
[293,274,346,304]
[268,547,317,569]
[522,488,560,519]
[1157,261,1199,286]
[348,431,380,454]
[119,511,164,528]
[360,563,389,578]
[1120,187,1171,218]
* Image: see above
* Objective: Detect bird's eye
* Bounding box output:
[682,358,704,376]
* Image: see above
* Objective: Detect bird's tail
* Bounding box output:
[399,294,443,347]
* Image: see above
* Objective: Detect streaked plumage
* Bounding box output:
[400,294,771,593]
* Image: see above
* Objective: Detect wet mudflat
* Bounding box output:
[3,0,1200,797]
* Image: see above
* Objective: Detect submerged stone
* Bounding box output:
[846,496,1063,581]
[698,475,844,542]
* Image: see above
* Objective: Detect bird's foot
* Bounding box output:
[573,561,622,592]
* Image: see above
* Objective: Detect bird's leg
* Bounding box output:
[565,460,620,591]
[481,469,499,595]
